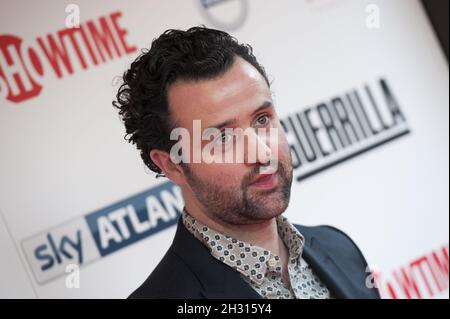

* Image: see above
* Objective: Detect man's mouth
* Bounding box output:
[250,173,278,189]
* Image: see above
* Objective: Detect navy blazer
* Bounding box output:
[129,218,380,299]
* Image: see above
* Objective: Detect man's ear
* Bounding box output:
[149,149,186,185]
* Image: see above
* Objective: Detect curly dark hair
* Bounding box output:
[113,26,271,176]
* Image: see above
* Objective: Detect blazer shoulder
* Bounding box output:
[295,224,380,299]
[295,224,371,273]
[128,247,203,299]
[320,225,369,263]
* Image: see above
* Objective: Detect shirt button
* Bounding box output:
[268,257,277,268]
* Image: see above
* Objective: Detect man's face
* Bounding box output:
[167,56,293,226]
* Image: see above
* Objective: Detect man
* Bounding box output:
[113,26,380,299]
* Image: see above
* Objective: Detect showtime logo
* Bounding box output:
[0,11,136,103]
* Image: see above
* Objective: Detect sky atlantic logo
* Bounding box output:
[0,11,136,104]
[21,181,183,284]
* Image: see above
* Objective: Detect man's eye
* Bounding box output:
[255,114,270,126]
[216,132,233,145]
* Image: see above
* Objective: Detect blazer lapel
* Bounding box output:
[199,266,263,299]
[171,218,262,299]
[301,234,362,299]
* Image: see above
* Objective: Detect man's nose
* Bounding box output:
[244,130,272,166]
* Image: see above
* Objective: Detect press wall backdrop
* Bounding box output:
[0,0,448,298]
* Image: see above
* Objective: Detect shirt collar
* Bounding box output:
[181,208,305,286]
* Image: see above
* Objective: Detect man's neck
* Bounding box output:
[184,204,285,258]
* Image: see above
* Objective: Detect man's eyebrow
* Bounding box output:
[209,100,274,130]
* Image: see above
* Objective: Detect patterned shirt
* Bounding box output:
[181,208,332,299]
